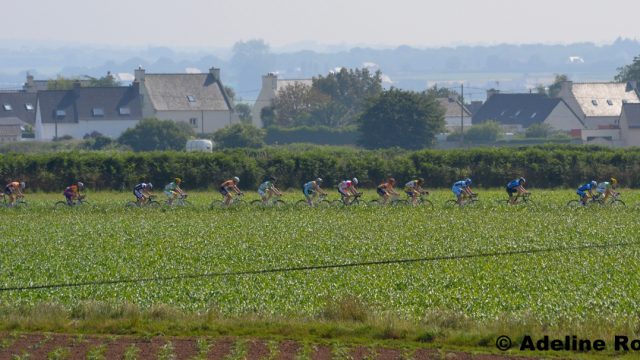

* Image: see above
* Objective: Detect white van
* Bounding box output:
[186,139,213,152]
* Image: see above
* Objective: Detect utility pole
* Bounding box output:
[460,83,464,147]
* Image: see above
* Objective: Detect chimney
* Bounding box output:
[209,67,220,81]
[263,73,277,91]
[106,71,115,84]
[486,89,499,100]
[134,66,145,82]
[24,73,36,93]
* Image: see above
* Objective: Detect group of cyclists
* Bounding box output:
[0,175,621,208]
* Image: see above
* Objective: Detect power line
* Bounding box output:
[1,240,637,293]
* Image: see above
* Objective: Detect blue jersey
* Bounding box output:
[507,179,522,189]
[452,180,467,189]
[303,181,315,192]
[577,183,593,192]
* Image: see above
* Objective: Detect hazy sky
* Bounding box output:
[3,0,639,49]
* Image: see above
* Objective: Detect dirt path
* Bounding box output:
[0,332,538,359]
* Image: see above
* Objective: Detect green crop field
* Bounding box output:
[2,189,640,327]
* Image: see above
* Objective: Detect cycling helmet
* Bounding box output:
[465,178,472,185]
[316,177,323,183]
[175,177,182,183]
[233,176,240,183]
[418,177,425,184]
[352,177,359,185]
[77,181,85,190]
[611,177,618,185]
[19,181,25,189]
[147,182,153,189]
[519,177,526,184]
[388,177,396,183]
[590,180,597,187]
[269,176,277,182]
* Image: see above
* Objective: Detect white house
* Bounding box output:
[35,83,143,140]
[251,73,313,127]
[134,67,234,133]
[437,97,472,132]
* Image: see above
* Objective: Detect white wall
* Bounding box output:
[544,103,584,131]
[155,110,233,133]
[40,119,140,140]
[444,115,471,131]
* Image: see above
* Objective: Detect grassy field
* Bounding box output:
[2,189,640,347]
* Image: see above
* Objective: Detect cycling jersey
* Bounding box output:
[133,183,150,199]
[164,182,178,192]
[303,181,316,196]
[338,180,353,196]
[506,179,522,189]
[377,182,394,196]
[596,182,611,194]
[258,181,272,195]
[404,180,418,189]
[452,180,468,197]
[219,179,236,196]
[3,181,20,195]
[577,183,593,192]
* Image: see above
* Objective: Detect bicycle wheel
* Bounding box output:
[331,199,344,206]
[610,199,626,207]
[418,199,435,209]
[54,201,70,208]
[273,199,286,207]
[250,199,263,206]
[566,200,583,208]
[444,199,459,208]
[146,200,160,208]
[296,199,311,208]
[125,201,139,208]
[317,199,332,208]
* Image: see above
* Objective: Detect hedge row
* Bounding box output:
[265,126,359,145]
[1,145,639,191]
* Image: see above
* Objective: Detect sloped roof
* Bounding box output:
[0,92,37,125]
[276,79,312,92]
[143,73,231,111]
[437,98,471,117]
[622,103,640,128]
[37,86,142,124]
[0,116,27,126]
[570,82,640,117]
[473,94,577,128]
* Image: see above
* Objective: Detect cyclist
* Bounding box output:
[452,178,475,205]
[506,177,529,205]
[63,181,84,205]
[303,178,327,206]
[3,181,25,207]
[404,178,427,206]
[258,176,283,205]
[576,180,597,205]
[220,176,242,206]
[377,177,399,205]
[164,178,185,206]
[595,177,619,203]
[133,182,153,206]
[338,177,360,205]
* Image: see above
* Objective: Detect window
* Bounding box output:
[591,100,598,106]
[92,108,104,116]
[118,107,130,115]
[55,109,66,118]
[530,112,537,119]
[3,104,12,111]
[189,118,198,127]
[514,110,521,117]
[187,95,196,102]
[25,103,34,111]
[606,99,614,106]
[500,110,506,116]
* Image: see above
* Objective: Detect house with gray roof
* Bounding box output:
[0,92,37,126]
[619,103,640,146]
[437,97,472,132]
[472,93,584,133]
[134,67,234,133]
[252,73,313,127]
[34,82,142,140]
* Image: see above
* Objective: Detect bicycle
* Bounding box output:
[332,192,363,206]
[2,194,27,208]
[296,193,331,207]
[445,193,479,207]
[126,194,160,208]
[497,192,535,206]
[55,194,90,208]
[210,192,245,209]
[568,192,625,208]
[251,195,286,207]
[166,193,193,207]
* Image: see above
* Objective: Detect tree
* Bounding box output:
[425,85,460,100]
[224,86,236,101]
[118,118,195,151]
[525,123,553,138]
[235,103,253,124]
[358,89,445,149]
[615,54,640,83]
[47,75,76,90]
[465,120,503,142]
[88,73,120,87]
[270,83,329,127]
[213,124,265,148]
[547,74,569,98]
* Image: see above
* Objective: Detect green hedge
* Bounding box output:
[265,126,359,145]
[0,145,638,191]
